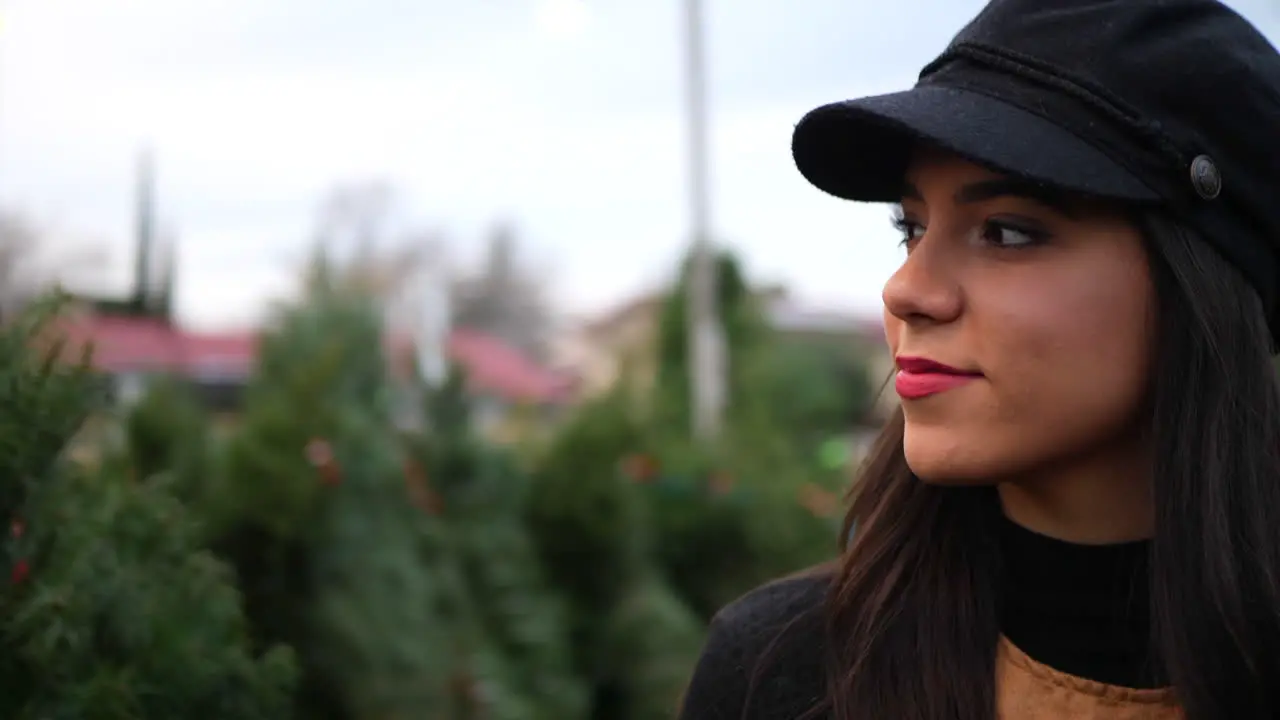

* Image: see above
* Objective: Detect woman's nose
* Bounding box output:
[882,235,963,326]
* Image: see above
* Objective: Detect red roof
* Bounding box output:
[446,328,574,405]
[54,314,571,405]
[55,315,260,378]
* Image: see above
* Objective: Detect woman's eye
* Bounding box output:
[891,217,925,247]
[979,220,1048,248]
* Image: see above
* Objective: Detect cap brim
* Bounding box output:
[792,85,1159,203]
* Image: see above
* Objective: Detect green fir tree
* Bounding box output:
[410,366,588,720]
[526,386,706,720]
[206,279,468,720]
[526,248,848,719]
[0,299,295,719]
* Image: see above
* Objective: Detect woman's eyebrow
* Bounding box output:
[900,178,1080,218]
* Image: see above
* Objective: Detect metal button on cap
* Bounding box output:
[1190,154,1222,200]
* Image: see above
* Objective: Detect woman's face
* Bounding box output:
[883,151,1155,485]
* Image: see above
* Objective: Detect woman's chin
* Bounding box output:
[903,427,1010,486]
[909,464,996,486]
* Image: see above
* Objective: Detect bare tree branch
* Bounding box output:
[291,182,558,367]
[295,181,450,335]
[0,209,111,319]
[449,221,556,362]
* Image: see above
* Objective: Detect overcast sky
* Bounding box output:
[1,0,1277,330]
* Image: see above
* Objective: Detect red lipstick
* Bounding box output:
[894,356,981,400]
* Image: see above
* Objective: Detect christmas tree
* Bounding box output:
[0,299,296,719]
[204,278,469,720]
[115,375,217,507]
[526,387,706,720]
[408,366,588,720]
[645,249,845,618]
[651,251,776,441]
[525,249,847,718]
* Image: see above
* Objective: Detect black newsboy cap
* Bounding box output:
[793,0,1280,337]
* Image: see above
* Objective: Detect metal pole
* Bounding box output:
[418,242,450,388]
[0,2,8,196]
[683,0,725,440]
[133,148,156,309]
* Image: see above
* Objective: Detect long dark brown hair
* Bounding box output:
[821,212,1280,719]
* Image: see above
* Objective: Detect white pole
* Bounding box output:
[0,2,9,194]
[417,244,450,388]
[683,0,725,441]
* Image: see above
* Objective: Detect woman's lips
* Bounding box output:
[894,371,978,399]
[894,356,982,400]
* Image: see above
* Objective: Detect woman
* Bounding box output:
[678,0,1280,719]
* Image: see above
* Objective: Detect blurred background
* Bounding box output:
[0,1,1277,718]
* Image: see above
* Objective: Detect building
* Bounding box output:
[57,312,570,437]
[553,285,896,422]
[54,148,572,442]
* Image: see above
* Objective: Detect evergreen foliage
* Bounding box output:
[118,376,215,505]
[202,263,583,720]
[410,366,588,720]
[653,251,775,439]
[203,280,466,719]
[19,240,862,720]
[0,299,295,719]
[525,248,848,718]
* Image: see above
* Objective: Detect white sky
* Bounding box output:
[1,0,1276,330]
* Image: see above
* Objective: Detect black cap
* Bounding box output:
[792,0,1280,333]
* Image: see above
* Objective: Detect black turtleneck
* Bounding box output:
[998,513,1166,688]
[677,516,1172,719]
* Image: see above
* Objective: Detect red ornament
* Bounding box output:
[319,465,342,486]
[404,458,443,516]
[621,453,659,483]
[708,471,735,497]
[305,439,334,467]
[11,559,29,585]
[451,670,482,708]
[10,519,23,539]
[798,483,840,518]
[306,439,342,486]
